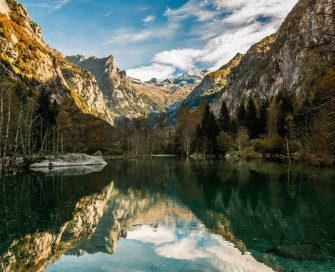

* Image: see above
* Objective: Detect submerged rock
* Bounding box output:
[270,244,325,261]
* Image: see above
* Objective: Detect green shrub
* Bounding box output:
[254,135,284,154]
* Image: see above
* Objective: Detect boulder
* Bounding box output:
[92,151,103,157]
[30,153,107,172]
[30,160,50,169]
[270,244,325,261]
[50,153,107,167]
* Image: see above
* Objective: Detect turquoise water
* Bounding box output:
[0,159,335,271]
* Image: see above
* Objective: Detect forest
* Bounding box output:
[114,63,335,166]
[0,57,334,172]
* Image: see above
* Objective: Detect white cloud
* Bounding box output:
[164,0,218,22]
[23,0,70,13]
[143,15,156,24]
[149,22,278,73]
[108,0,297,78]
[126,224,274,272]
[104,29,154,44]
[153,48,202,70]
[155,234,274,271]
[54,0,69,11]
[104,22,178,45]
[126,225,176,245]
[127,63,175,81]
[132,0,298,75]
[104,10,113,17]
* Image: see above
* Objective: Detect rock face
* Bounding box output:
[0,0,10,15]
[58,57,115,124]
[210,0,335,114]
[167,54,242,121]
[0,0,115,126]
[67,55,166,119]
[66,55,197,120]
[171,0,334,117]
[178,54,243,111]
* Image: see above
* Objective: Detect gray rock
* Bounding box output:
[92,151,103,157]
[30,160,50,169]
[30,153,107,172]
[50,153,107,167]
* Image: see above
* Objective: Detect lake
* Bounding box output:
[0,159,335,272]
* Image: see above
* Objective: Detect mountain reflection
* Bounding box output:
[0,159,334,272]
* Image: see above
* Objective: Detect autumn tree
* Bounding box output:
[236,126,249,154]
[176,107,201,157]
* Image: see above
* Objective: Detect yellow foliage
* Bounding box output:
[0,12,47,76]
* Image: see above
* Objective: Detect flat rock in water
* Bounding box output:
[30,160,50,169]
[50,154,107,167]
[270,244,325,261]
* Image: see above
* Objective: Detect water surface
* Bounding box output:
[0,159,334,271]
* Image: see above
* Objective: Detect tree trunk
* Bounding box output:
[2,90,11,174]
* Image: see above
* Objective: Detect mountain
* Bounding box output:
[66,54,164,122]
[167,54,242,122]
[207,0,334,114]
[66,55,203,119]
[171,0,334,118]
[0,0,116,152]
[163,70,209,86]
[177,54,243,111]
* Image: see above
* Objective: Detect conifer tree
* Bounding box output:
[245,97,259,139]
[237,102,246,127]
[259,101,268,135]
[198,104,220,154]
[277,90,294,137]
[229,118,238,135]
[218,101,230,133]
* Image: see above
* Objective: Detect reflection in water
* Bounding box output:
[0,159,335,272]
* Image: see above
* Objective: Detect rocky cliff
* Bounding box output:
[209,0,335,114]
[178,53,243,111]
[0,0,115,125]
[66,55,197,119]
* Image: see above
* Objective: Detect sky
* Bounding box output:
[19,0,298,81]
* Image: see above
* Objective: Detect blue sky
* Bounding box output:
[20,0,298,80]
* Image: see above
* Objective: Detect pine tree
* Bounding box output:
[245,97,259,139]
[237,102,246,127]
[218,101,230,133]
[199,104,220,154]
[277,89,294,137]
[259,101,268,135]
[229,118,238,135]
